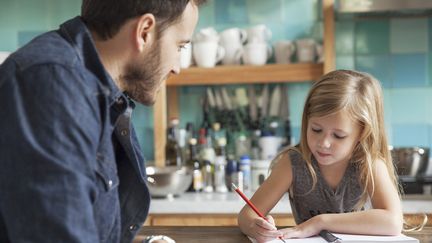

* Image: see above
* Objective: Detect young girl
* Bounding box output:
[238,70,403,242]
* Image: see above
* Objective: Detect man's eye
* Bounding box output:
[178,45,186,52]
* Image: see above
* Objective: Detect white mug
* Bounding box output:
[219,28,247,65]
[193,27,219,43]
[246,24,272,43]
[180,43,193,68]
[295,38,317,63]
[242,42,272,66]
[274,40,296,64]
[193,41,225,68]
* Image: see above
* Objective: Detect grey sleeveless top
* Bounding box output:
[288,149,363,224]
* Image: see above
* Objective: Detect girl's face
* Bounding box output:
[307,110,361,168]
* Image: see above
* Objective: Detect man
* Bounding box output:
[0,0,205,242]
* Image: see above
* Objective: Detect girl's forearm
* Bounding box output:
[317,209,403,236]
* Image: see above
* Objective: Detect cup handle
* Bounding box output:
[234,48,243,63]
[266,45,273,61]
[216,45,225,63]
[240,29,248,44]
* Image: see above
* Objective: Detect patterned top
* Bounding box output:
[288,149,363,224]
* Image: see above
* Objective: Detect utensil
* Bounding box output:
[146,166,193,198]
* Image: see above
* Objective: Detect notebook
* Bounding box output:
[249,233,419,243]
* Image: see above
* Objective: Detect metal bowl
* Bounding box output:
[145,166,192,198]
[391,147,430,176]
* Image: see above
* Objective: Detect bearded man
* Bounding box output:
[0,0,205,242]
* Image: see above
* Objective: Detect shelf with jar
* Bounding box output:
[153,0,336,167]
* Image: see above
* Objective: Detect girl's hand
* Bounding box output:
[280,215,322,239]
[248,215,284,243]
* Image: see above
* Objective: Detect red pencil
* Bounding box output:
[232,183,286,243]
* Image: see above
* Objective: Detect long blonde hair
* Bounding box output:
[296,70,399,209]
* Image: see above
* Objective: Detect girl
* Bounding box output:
[238,70,403,242]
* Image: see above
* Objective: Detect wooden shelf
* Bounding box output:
[167,63,324,86]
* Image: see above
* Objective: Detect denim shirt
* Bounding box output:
[0,17,150,243]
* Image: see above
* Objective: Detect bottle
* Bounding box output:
[165,126,182,166]
[225,159,237,191]
[239,155,252,191]
[186,138,203,192]
[202,160,214,193]
[214,138,228,193]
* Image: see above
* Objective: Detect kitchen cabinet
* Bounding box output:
[152,0,336,166]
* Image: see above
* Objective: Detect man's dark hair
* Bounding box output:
[81,0,206,40]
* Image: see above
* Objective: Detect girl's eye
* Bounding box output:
[311,128,321,133]
[334,134,346,139]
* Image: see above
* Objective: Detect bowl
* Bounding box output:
[391,147,430,176]
[145,166,192,198]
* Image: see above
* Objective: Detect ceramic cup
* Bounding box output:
[246,24,272,43]
[180,43,193,68]
[219,28,247,65]
[295,38,317,63]
[242,41,272,66]
[274,40,296,64]
[193,27,219,43]
[193,41,225,68]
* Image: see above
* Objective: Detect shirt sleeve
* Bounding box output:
[0,63,102,242]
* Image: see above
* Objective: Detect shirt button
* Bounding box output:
[129,224,139,231]
[116,98,124,105]
[120,129,128,136]
[108,180,113,188]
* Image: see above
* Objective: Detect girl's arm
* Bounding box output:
[238,152,293,242]
[282,159,403,238]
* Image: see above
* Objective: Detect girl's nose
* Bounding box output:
[319,136,331,149]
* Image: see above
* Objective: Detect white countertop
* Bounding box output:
[149,192,432,214]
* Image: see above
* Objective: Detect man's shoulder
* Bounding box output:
[12,30,80,71]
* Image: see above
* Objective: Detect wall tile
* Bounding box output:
[355,20,389,55]
[132,104,154,160]
[196,0,216,30]
[391,54,427,88]
[18,31,44,47]
[391,124,429,147]
[429,17,432,85]
[390,18,428,54]
[336,55,354,70]
[215,0,248,25]
[389,88,430,124]
[335,21,354,55]
[287,82,311,127]
[179,86,207,129]
[355,54,392,88]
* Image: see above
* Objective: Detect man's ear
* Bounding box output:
[135,13,156,52]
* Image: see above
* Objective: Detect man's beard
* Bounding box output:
[121,41,163,105]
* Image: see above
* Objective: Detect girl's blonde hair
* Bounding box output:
[296,69,399,209]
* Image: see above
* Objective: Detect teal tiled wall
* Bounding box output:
[1,0,432,160]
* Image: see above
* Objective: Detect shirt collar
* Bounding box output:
[58,16,123,105]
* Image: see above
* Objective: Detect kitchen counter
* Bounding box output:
[134,226,432,243]
[149,192,432,214]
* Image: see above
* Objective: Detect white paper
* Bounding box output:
[249,233,418,243]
